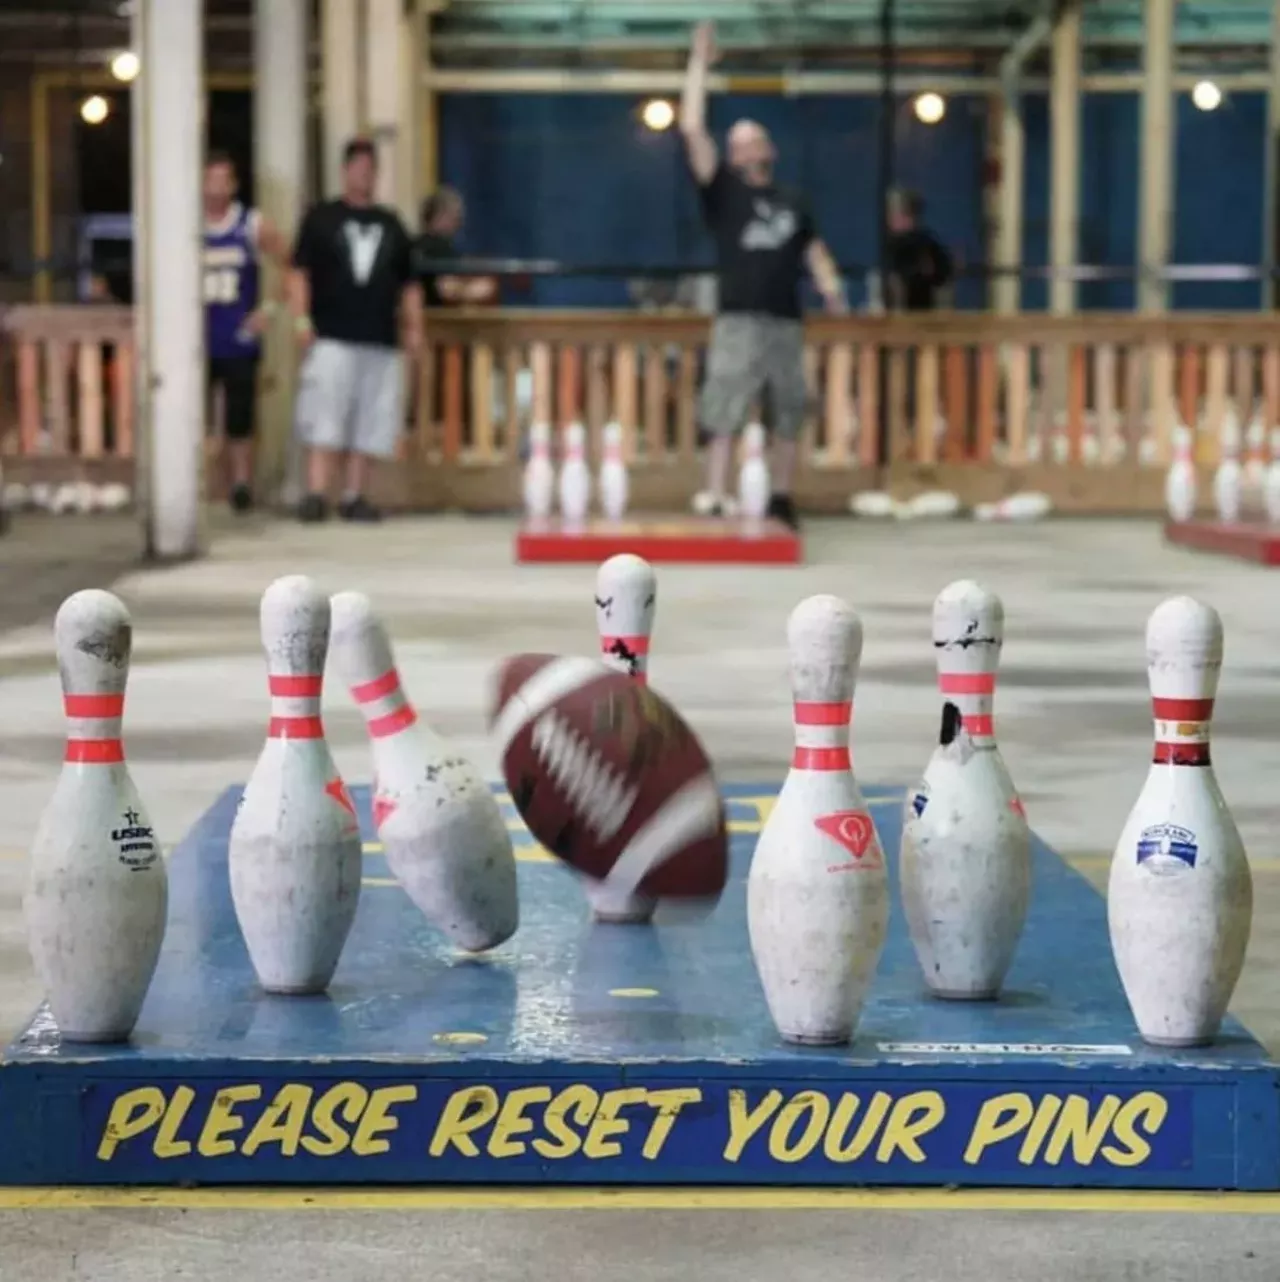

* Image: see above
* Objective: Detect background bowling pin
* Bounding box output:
[25,590,167,1042]
[737,422,770,521]
[588,553,658,923]
[899,580,1030,999]
[331,592,518,952]
[1165,424,1196,522]
[1108,596,1252,1047]
[229,576,362,995]
[747,595,888,1045]
[1265,429,1280,524]
[558,422,591,526]
[598,421,629,521]
[1213,414,1243,523]
[523,421,555,520]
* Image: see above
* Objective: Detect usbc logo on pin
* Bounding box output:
[1136,823,1198,875]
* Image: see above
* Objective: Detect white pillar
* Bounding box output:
[1049,6,1081,315]
[1264,0,1280,308]
[321,0,360,195]
[132,0,204,561]
[995,90,1025,315]
[255,0,309,501]
[1139,0,1175,313]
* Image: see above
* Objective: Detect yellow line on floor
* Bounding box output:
[3,1186,1280,1214]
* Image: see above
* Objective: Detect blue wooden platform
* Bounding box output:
[2,783,1276,1189]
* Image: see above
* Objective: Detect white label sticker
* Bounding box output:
[876,1042,1134,1057]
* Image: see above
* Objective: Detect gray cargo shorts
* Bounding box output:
[699,313,808,440]
[294,338,405,459]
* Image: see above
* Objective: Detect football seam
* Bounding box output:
[530,711,638,844]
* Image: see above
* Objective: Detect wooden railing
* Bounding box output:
[5,306,1280,511]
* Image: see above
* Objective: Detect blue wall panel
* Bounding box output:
[439,90,1268,311]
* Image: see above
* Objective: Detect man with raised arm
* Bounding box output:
[680,20,846,530]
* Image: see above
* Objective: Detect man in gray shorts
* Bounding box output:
[289,138,422,523]
[681,21,846,529]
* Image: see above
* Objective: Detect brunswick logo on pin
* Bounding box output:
[814,810,881,871]
[1136,822,1198,875]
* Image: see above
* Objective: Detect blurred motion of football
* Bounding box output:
[490,653,729,901]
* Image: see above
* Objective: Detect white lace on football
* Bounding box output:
[530,712,638,844]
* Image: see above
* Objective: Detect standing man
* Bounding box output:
[885,188,953,311]
[203,151,288,513]
[414,187,498,307]
[680,20,846,529]
[289,137,422,524]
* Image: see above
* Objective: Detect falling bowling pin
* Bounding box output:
[737,422,770,521]
[229,576,363,994]
[558,422,591,526]
[330,591,518,951]
[899,581,1031,999]
[1108,597,1252,1047]
[1165,424,1196,522]
[598,421,629,521]
[588,554,659,924]
[523,422,555,521]
[747,595,889,1044]
[25,590,168,1042]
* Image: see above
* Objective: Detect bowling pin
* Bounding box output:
[25,590,167,1042]
[899,581,1031,999]
[1265,428,1280,524]
[1243,413,1267,512]
[747,595,889,1044]
[1108,597,1252,1047]
[737,422,771,521]
[229,576,362,994]
[1165,424,1197,522]
[523,422,555,521]
[558,422,591,525]
[587,554,658,924]
[330,591,518,952]
[598,421,629,521]
[1213,413,1243,523]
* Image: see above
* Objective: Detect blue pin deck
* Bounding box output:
[1,783,1275,1189]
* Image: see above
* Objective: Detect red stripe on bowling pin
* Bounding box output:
[791,700,853,771]
[1151,695,1214,767]
[63,692,125,763]
[937,669,998,741]
[350,668,419,739]
[267,672,325,739]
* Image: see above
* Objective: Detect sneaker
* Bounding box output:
[229,483,253,514]
[298,493,328,523]
[692,490,739,519]
[338,495,383,523]
[767,493,799,530]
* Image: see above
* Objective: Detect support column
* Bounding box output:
[421,8,439,198]
[254,0,308,501]
[1049,5,1081,315]
[321,0,360,195]
[1139,0,1175,313]
[1263,0,1280,308]
[132,0,204,561]
[994,89,1025,314]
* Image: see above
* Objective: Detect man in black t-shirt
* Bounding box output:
[414,187,498,307]
[681,21,846,529]
[886,189,953,311]
[288,137,423,523]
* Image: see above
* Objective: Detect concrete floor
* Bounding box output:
[2,511,1280,1278]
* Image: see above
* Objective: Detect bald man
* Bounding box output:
[681,21,845,529]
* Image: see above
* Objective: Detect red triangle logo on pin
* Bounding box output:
[814,810,880,870]
[373,794,397,828]
[325,778,357,817]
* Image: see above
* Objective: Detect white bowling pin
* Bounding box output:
[1265,429,1280,525]
[229,576,362,994]
[558,422,591,525]
[737,422,771,521]
[1243,414,1267,511]
[1165,424,1197,522]
[598,421,629,521]
[900,581,1031,999]
[1213,414,1243,523]
[588,554,659,924]
[747,595,889,1045]
[1108,597,1252,1047]
[523,422,555,521]
[330,593,518,952]
[25,590,167,1042]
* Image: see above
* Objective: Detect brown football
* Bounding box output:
[490,653,728,901]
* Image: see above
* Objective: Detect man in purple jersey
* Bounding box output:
[203,152,287,512]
